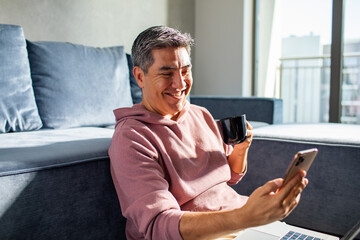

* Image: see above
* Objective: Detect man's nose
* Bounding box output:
[172,71,186,89]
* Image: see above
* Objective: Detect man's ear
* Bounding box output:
[133,66,145,88]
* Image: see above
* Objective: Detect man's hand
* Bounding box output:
[179,171,308,240]
[227,121,253,173]
[240,170,308,227]
[235,121,254,151]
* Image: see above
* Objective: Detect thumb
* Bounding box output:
[261,178,283,194]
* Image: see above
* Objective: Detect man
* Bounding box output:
[109,26,308,240]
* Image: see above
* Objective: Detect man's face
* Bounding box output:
[134,47,193,120]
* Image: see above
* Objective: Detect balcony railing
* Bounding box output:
[277,54,360,124]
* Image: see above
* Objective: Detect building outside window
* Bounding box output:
[254,0,360,124]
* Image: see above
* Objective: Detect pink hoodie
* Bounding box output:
[109,101,248,240]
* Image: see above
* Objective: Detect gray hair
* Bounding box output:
[131,26,194,73]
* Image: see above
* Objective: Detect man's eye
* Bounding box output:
[161,72,172,76]
[182,70,190,76]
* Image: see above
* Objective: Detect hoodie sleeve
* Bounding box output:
[109,120,185,240]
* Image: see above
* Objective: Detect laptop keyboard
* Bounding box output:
[280,230,324,240]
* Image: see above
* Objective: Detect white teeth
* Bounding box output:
[168,91,183,97]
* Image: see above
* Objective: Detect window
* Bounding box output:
[342,0,360,124]
[254,0,360,124]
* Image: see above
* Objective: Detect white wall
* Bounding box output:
[0,0,252,97]
[193,0,252,96]
[168,0,195,36]
[0,0,169,53]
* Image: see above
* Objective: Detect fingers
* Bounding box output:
[245,174,309,226]
[246,121,253,138]
[279,175,308,217]
[245,121,253,145]
[281,178,307,206]
[278,171,307,197]
[246,129,253,139]
[262,171,307,200]
[260,178,284,195]
[246,121,253,130]
[244,176,308,226]
[235,127,253,149]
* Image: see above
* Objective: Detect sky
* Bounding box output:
[279,0,360,45]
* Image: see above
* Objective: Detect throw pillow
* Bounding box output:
[0,24,42,133]
[27,40,133,129]
[126,54,142,104]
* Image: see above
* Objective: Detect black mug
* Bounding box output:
[217,114,247,145]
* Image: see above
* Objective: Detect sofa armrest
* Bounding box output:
[190,96,283,124]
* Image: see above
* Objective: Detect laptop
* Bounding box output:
[228,219,360,240]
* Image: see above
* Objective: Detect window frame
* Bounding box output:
[252,0,345,123]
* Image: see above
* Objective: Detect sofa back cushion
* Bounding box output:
[126,54,142,104]
[27,40,133,129]
[0,24,42,133]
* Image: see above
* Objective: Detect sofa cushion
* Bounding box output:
[252,123,360,146]
[0,127,114,176]
[126,54,142,104]
[27,41,133,129]
[190,96,283,124]
[0,24,42,133]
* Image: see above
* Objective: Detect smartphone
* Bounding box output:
[282,148,318,186]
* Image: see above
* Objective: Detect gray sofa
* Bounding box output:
[0,24,131,240]
[0,23,359,240]
[0,24,280,240]
[235,123,360,238]
[192,98,360,239]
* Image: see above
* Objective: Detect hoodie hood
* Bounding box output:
[113,100,190,127]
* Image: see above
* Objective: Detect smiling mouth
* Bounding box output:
[165,90,186,98]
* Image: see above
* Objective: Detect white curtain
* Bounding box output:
[256,0,282,98]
